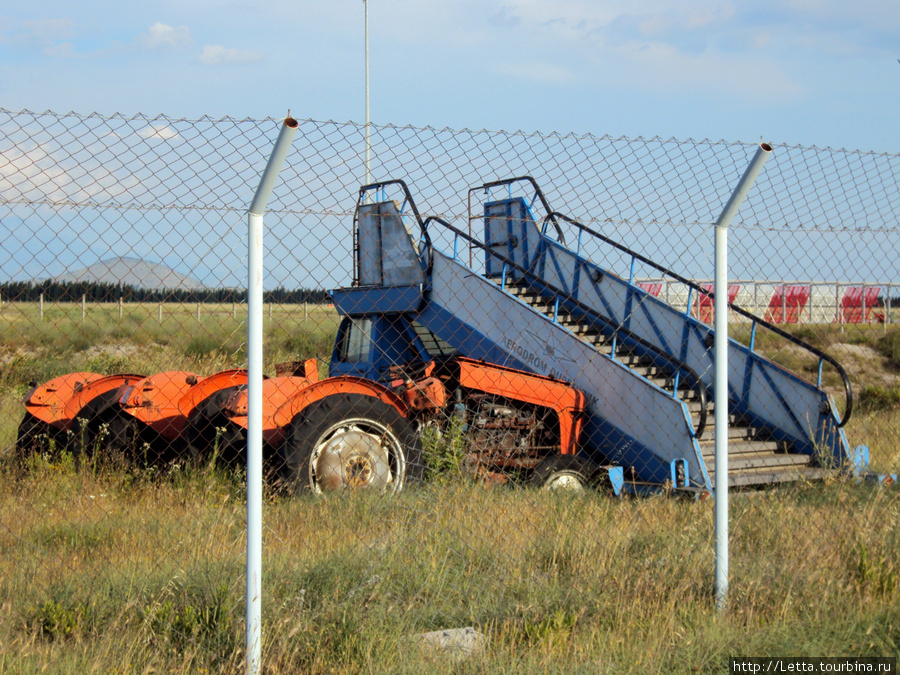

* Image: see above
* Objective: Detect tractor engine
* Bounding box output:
[392,357,582,478]
[466,393,556,468]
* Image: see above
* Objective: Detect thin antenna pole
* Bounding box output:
[364,0,371,186]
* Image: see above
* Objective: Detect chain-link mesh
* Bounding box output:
[1,108,899,672]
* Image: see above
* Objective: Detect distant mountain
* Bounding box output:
[56,256,206,291]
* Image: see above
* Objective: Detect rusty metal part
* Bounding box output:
[454,358,584,455]
[401,376,447,412]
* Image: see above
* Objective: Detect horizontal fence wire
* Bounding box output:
[1,108,899,672]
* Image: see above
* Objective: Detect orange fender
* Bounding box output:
[223,376,316,446]
[121,371,203,440]
[177,369,250,418]
[272,377,408,430]
[25,372,104,429]
[226,376,407,448]
[62,374,146,428]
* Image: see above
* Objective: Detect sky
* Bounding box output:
[1,1,899,154]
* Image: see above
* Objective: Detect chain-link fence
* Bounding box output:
[1,108,899,672]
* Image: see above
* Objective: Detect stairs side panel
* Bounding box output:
[423,251,707,486]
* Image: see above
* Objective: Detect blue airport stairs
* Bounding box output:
[331,179,861,492]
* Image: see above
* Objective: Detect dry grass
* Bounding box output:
[0,307,898,671]
[0,459,897,673]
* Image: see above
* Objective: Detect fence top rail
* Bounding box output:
[633,279,899,287]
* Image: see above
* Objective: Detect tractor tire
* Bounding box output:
[14,413,61,466]
[183,386,245,468]
[69,389,124,461]
[280,393,423,495]
[529,455,594,491]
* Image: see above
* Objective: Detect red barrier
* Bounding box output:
[836,286,885,324]
[764,285,810,324]
[637,282,662,297]
[694,283,739,324]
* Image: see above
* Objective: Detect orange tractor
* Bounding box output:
[16,179,645,493]
[18,354,589,492]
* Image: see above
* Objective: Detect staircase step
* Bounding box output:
[627,364,670,379]
[705,450,810,473]
[698,424,763,441]
[686,399,710,414]
[712,465,833,488]
[560,321,606,337]
[700,439,788,457]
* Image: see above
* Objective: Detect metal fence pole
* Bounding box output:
[713,142,773,613]
[837,284,843,332]
[888,284,893,327]
[862,283,867,324]
[245,116,298,675]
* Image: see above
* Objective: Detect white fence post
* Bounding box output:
[713,142,772,613]
[245,116,298,675]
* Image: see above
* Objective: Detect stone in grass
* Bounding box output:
[407,626,487,663]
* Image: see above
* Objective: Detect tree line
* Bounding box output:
[0,281,330,305]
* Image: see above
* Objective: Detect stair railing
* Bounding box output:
[543,210,854,427]
[425,215,710,439]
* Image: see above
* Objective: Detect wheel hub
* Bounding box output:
[544,471,585,491]
[312,422,395,492]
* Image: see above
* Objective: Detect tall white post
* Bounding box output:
[364,0,372,186]
[245,117,298,675]
[713,142,772,613]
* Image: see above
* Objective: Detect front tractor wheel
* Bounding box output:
[530,455,594,492]
[281,394,423,495]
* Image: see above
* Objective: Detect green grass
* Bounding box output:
[1,304,899,671]
[0,459,897,673]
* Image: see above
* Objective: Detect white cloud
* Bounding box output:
[199,45,263,66]
[139,23,192,50]
[0,140,139,205]
[138,124,180,141]
[43,42,77,58]
[2,18,75,48]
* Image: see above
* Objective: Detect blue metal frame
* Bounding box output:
[498,200,849,467]
[329,178,868,493]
